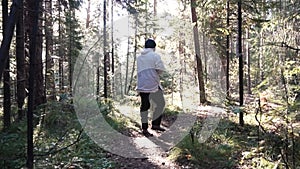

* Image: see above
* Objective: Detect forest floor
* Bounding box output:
[103,112,192,169]
[0,94,299,168]
[101,94,300,169]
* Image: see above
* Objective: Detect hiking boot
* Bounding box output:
[151,125,166,132]
[142,129,153,137]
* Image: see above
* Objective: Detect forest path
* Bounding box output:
[105,127,183,168]
[107,105,228,169]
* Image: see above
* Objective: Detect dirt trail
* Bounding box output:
[106,129,183,169]
[107,106,228,168]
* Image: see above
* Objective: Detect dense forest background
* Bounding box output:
[0,0,299,168]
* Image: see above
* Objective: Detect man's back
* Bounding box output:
[136,48,165,93]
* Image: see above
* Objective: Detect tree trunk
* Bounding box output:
[259,30,264,82]
[190,0,206,104]
[124,18,130,95]
[237,0,244,126]
[103,0,108,98]
[111,0,115,97]
[16,0,26,121]
[0,0,20,80]
[118,63,124,98]
[226,0,230,98]
[2,0,11,131]
[128,14,138,93]
[58,1,64,91]
[26,0,40,168]
[246,29,251,94]
[68,9,76,94]
[144,1,148,39]
[96,66,100,97]
[153,0,157,34]
[86,0,91,29]
[178,27,185,104]
[45,0,55,100]
[202,34,208,83]
[34,1,45,107]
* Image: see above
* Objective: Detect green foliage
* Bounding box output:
[98,98,134,132]
[170,131,235,168]
[169,116,299,168]
[164,104,182,116]
[41,101,79,134]
[160,71,177,94]
[0,120,27,168]
[1,0,300,168]
[98,99,115,116]
[0,101,117,168]
[35,133,115,169]
[35,101,116,168]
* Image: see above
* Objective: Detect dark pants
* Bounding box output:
[139,90,165,129]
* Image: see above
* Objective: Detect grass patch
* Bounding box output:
[0,101,117,169]
[168,114,300,168]
[0,120,27,168]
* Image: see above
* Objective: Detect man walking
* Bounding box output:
[136,39,166,137]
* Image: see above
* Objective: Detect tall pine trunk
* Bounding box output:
[246,29,251,94]
[178,24,186,104]
[58,0,64,91]
[26,0,40,167]
[153,0,157,34]
[111,0,115,97]
[226,0,230,98]
[0,0,20,80]
[237,0,244,126]
[34,1,45,107]
[68,9,75,94]
[124,15,130,95]
[86,0,91,29]
[103,0,108,98]
[45,0,55,100]
[2,0,11,130]
[16,0,26,120]
[128,14,138,93]
[190,0,206,104]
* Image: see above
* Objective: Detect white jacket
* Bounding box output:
[136,48,166,93]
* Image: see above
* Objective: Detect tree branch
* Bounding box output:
[0,0,21,80]
[34,128,84,157]
[281,42,300,52]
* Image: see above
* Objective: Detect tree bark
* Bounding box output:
[178,26,185,104]
[258,30,264,83]
[246,29,251,94]
[237,0,244,126]
[2,0,11,130]
[110,1,114,73]
[202,33,207,83]
[0,0,20,80]
[124,17,130,95]
[16,0,26,120]
[86,0,91,29]
[45,0,55,100]
[128,14,138,93]
[103,0,108,98]
[190,0,206,104]
[153,0,157,34]
[226,0,230,98]
[144,1,148,39]
[58,0,64,91]
[68,8,76,94]
[34,1,45,107]
[111,0,115,97]
[26,0,40,168]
